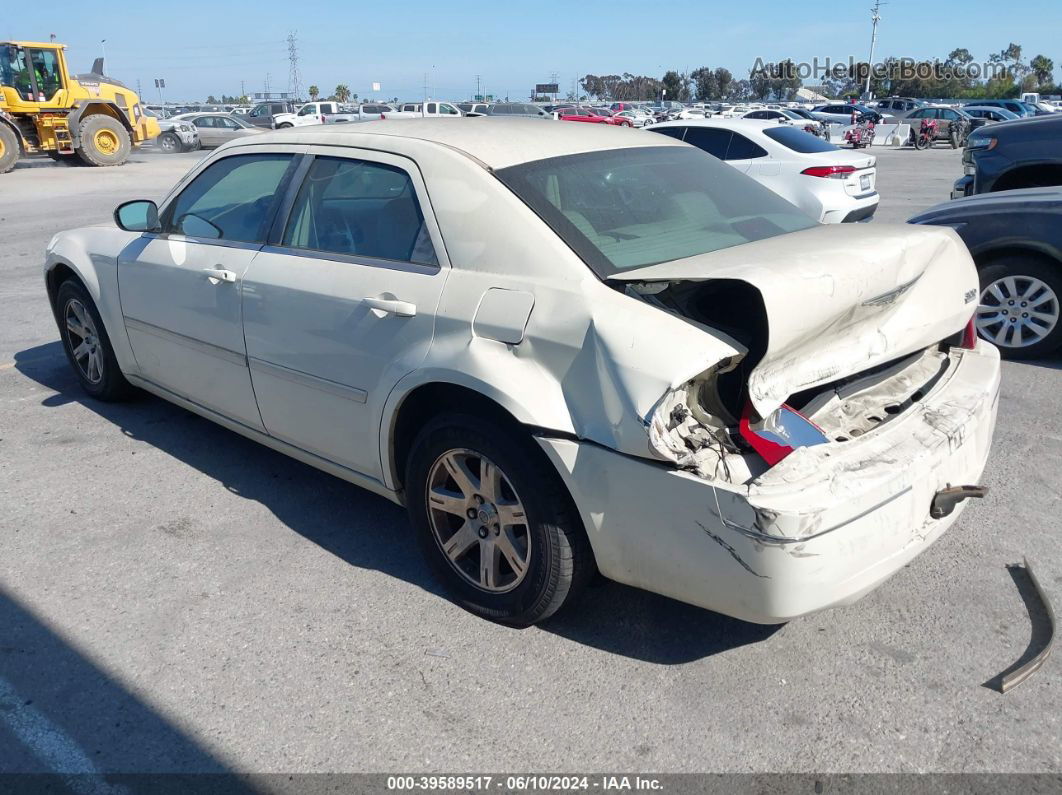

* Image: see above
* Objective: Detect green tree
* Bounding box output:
[334,84,350,102]
[1030,55,1054,86]
[714,67,733,100]
[661,70,685,102]
[308,85,320,100]
[690,67,717,101]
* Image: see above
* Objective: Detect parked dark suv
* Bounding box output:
[952,113,1062,198]
[245,101,297,128]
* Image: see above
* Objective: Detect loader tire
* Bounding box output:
[75,115,131,167]
[0,123,19,174]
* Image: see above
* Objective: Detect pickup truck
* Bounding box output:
[273,101,353,128]
[380,101,464,119]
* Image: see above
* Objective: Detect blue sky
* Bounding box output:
[9,0,1061,101]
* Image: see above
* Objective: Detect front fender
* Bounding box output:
[46,227,142,374]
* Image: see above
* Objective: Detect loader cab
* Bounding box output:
[0,42,67,107]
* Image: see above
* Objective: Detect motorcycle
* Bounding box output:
[844,118,876,149]
[803,121,831,142]
[913,118,938,150]
[949,117,971,149]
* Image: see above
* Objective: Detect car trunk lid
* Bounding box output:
[610,223,979,417]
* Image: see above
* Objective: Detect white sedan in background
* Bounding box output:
[651,118,879,223]
[44,119,996,626]
[614,109,655,127]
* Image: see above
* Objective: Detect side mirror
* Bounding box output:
[114,200,160,232]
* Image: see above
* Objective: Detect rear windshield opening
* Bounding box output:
[494,146,816,277]
[762,125,840,153]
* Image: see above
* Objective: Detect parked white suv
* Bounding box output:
[652,118,879,223]
[44,120,997,626]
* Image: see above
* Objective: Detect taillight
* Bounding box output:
[801,165,857,179]
[959,314,978,349]
[380,113,387,119]
[738,402,829,467]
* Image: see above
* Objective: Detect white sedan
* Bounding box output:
[651,118,879,223]
[45,119,998,625]
[614,109,655,127]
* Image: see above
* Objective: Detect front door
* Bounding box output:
[119,150,300,429]
[241,148,448,478]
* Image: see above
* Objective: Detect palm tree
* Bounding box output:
[308,85,320,101]
[335,84,350,103]
[1030,55,1055,87]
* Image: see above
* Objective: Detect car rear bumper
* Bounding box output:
[820,191,879,224]
[537,342,1000,624]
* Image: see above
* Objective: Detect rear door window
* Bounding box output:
[724,132,767,160]
[282,157,438,265]
[681,127,732,158]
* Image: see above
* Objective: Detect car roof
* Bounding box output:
[225,118,685,169]
[655,118,775,131]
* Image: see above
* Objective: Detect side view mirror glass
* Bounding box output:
[114,200,160,232]
[178,213,222,240]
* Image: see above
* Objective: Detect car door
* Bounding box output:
[192,116,222,147]
[119,150,302,429]
[247,104,271,128]
[241,148,449,478]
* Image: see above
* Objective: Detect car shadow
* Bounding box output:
[1015,351,1062,371]
[0,585,248,782]
[15,341,776,664]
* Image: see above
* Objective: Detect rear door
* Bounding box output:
[241,148,449,478]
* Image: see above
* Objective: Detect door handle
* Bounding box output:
[363,297,416,317]
[202,268,237,284]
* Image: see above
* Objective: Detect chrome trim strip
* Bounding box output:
[258,245,440,275]
[123,316,247,366]
[248,357,367,403]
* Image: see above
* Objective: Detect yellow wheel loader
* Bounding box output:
[0,41,160,173]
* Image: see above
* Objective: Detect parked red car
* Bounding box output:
[554,107,610,124]
[555,107,632,126]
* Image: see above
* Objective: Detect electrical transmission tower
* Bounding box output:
[287,31,302,101]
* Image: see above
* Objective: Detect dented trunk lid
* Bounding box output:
[611,224,979,416]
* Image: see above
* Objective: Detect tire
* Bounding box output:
[0,122,19,174]
[949,128,960,149]
[913,132,928,150]
[55,279,135,400]
[405,412,593,625]
[977,257,1062,359]
[276,122,293,129]
[75,114,131,167]
[157,132,181,154]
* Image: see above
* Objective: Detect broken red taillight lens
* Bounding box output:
[959,314,978,349]
[801,165,857,179]
[739,402,830,467]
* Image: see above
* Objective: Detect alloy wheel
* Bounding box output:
[65,298,105,383]
[977,275,1059,348]
[425,448,531,593]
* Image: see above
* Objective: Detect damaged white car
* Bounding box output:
[44,119,1000,625]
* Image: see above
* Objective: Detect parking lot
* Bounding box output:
[1,143,1059,776]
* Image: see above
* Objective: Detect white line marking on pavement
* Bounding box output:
[0,676,127,794]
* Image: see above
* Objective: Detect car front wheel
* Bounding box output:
[977,257,1062,358]
[56,279,134,400]
[405,413,593,625]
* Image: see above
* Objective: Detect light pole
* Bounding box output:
[864,0,884,99]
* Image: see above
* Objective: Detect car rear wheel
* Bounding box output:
[56,280,135,400]
[977,257,1062,358]
[405,413,593,625]
[276,122,293,129]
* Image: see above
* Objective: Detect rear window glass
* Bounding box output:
[495,146,815,277]
[763,126,838,153]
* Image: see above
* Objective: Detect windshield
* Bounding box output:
[495,146,816,277]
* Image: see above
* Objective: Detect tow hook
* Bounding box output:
[930,485,988,519]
